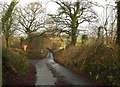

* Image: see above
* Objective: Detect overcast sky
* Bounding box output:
[2,0,116,14]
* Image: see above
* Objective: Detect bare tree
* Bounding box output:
[49,0,98,45]
[94,0,117,43]
[15,2,45,37]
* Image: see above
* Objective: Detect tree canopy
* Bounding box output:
[15,2,45,37]
[49,0,98,45]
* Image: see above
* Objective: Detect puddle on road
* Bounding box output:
[46,52,95,85]
[46,60,72,85]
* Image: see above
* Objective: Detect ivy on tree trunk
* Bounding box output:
[2,0,18,47]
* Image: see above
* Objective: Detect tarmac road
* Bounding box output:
[30,52,95,86]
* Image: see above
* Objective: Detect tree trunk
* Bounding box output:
[116,1,120,62]
[5,37,9,47]
[70,17,78,46]
[104,27,108,43]
[71,34,77,45]
[116,1,120,46]
[71,28,77,46]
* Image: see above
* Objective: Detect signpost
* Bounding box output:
[22,44,28,53]
[40,48,44,53]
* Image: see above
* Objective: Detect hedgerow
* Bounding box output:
[2,47,27,76]
[54,42,120,86]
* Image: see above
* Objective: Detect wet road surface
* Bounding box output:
[30,52,95,86]
[35,59,56,85]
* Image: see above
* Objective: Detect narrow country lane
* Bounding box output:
[36,59,57,85]
[30,59,56,85]
[29,52,95,86]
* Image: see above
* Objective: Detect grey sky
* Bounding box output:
[2,0,116,14]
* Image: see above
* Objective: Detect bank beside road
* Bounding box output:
[34,51,94,85]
